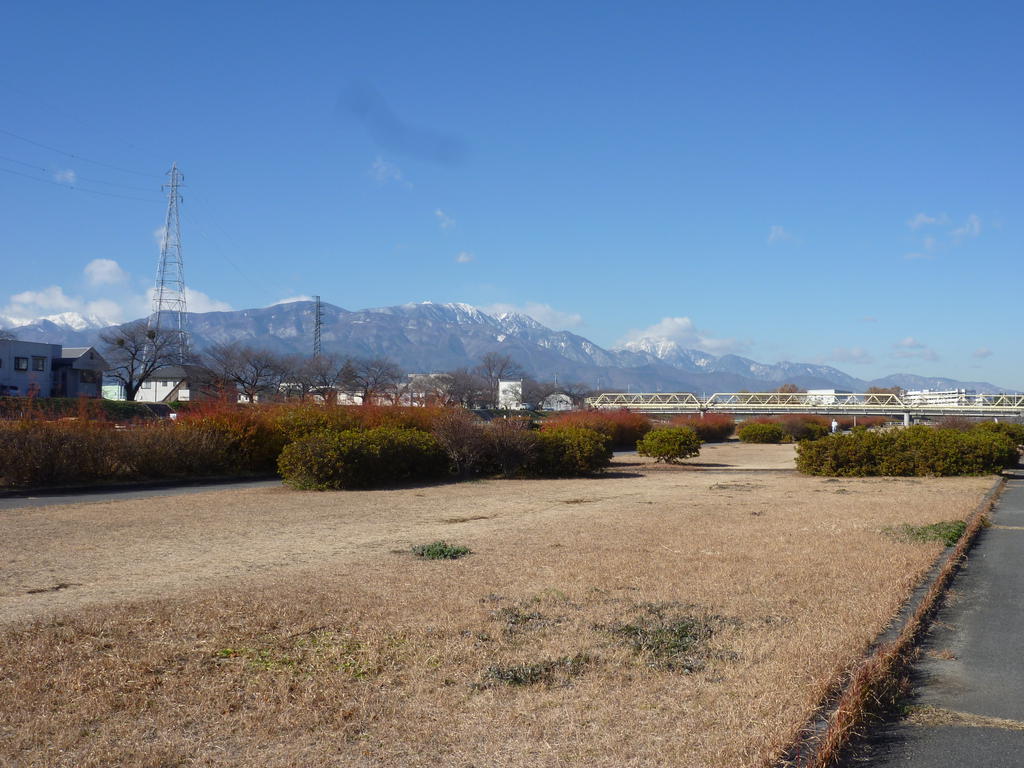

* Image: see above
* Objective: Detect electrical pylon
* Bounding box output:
[313,295,323,357]
[149,163,189,363]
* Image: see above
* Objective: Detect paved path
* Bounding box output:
[0,478,282,510]
[850,473,1024,766]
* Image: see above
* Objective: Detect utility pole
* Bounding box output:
[149,163,189,363]
[313,295,323,357]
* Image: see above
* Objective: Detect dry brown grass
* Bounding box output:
[0,448,994,768]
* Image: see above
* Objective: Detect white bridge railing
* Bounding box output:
[585,392,1024,417]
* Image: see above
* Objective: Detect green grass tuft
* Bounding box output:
[411,540,472,560]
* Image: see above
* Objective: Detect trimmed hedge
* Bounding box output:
[636,427,701,463]
[541,410,651,450]
[277,426,450,490]
[528,426,612,477]
[737,422,787,443]
[669,414,735,442]
[796,426,1019,477]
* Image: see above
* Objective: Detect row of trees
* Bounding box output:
[99,321,594,407]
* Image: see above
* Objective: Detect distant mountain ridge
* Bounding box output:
[0,301,1012,393]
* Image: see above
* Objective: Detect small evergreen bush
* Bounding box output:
[796,426,1018,477]
[528,426,613,477]
[737,422,787,443]
[636,427,702,463]
[277,426,450,489]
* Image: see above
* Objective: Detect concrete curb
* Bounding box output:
[777,473,1008,768]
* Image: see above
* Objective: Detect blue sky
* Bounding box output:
[1,1,1021,387]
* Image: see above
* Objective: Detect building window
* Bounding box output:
[141,381,153,389]
[14,357,28,371]
[80,369,100,384]
[31,357,46,372]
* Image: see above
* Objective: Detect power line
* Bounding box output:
[0,153,157,192]
[0,164,161,203]
[0,126,161,178]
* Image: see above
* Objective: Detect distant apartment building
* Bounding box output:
[805,389,853,405]
[904,388,975,406]
[0,340,107,398]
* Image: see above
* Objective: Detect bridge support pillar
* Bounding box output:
[903,413,912,427]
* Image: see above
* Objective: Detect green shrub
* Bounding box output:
[796,426,1018,477]
[737,422,787,443]
[975,421,1024,445]
[277,426,450,489]
[528,426,612,477]
[411,540,471,560]
[636,427,702,463]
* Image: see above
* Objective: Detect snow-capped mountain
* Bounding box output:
[0,300,1010,392]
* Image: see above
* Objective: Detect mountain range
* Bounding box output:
[0,301,1010,393]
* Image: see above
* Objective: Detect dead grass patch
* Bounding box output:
[0,448,995,768]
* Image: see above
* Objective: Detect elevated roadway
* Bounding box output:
[585,392,1024,420]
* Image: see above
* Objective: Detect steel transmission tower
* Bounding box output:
[149,163,189,363]
[313,295,323,357]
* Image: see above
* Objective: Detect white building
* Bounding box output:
[541,392,574,411]
[904,389,975,406]
[805,389,852,405]
[498,379,524,410]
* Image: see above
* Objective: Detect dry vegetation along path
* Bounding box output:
[0,443,996,767]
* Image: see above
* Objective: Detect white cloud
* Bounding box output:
[455,251,474,263]
[619,316,747,354]
[829,346,874,365]
[893,337,939,361]
[53,169,76,185]
[369,157,411,187]
[153,226,167,246]
[435,209,455,229]
[84,258,130,286]
[951,214,981,239]
[767,225,793,244]
[907,212,947,230]
[3,260,232,328]
[972,346,993,359]
[271,295,315,305]
[483,302,584,330]
[183,287,232,314]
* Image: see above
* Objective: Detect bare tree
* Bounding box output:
[475,352,523,408]
[775,383,804,394]
[445,367,487,408]
[100,321,182,401]
[350,356,402,403]
[561,381,595,408]
[522,377,559,408]
[202,342,288,404]
[432,408,488,477]
[298,352,355,403]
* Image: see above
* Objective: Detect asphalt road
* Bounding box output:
[847,473,1024,766]
[0,478,283,510]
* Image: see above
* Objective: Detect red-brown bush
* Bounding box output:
[541,410,651,449]
[669,413,735,442]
